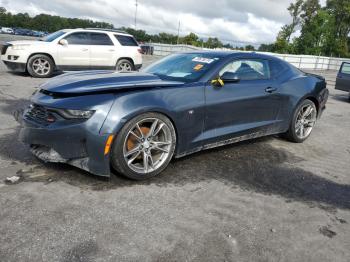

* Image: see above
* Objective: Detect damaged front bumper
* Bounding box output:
[18,120,112,177]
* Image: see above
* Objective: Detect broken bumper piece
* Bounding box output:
[30,145,90,172]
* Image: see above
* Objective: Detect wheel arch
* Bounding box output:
[116,57,135,68]
[303,96,320,115]
[117,109,178,141]
[27,53,57,69]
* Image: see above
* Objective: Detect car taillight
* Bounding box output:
[137,48,143,54]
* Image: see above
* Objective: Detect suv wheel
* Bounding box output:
[116,59,134,72]
[111,112,176,180]
[27,54,54,78]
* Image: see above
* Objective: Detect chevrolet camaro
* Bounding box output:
[19,52,329,180]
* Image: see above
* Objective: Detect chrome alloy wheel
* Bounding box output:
[123,118,173,174]
[32,58,51,76]
[117,62,132,72]
[295,104,317,140]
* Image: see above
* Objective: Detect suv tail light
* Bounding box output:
[137,48,143,54]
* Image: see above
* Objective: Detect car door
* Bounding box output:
[335,62,350,92]
[203,58,282,144]
[57,32,90,69]
[89,32,116,69]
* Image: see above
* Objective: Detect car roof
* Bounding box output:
[64,28,133,37]
[179,50,283,61]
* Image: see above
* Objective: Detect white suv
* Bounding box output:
[0,28,143,78]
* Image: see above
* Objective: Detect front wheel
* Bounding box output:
[111,112,176,180]
[27,54,54,78]
[284,99,317,143]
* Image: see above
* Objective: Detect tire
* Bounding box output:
[27,54,55,78]
[111,112,176,180]
[284,99,317,143]
[116,59,134,72]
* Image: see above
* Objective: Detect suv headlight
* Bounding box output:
[54,109,95,119]
[11,44,30,50]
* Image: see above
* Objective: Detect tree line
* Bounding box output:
[0,7,113,32]
[0,7,259,50]
[1,2,349,57]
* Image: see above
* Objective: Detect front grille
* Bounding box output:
[0,43,11,55]
[25,104,54,125]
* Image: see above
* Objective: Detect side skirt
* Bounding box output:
[175,130,280,158]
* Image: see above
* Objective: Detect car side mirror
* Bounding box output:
[221,72,240,83]
[59,39,68,46]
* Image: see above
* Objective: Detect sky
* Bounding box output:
[0,0,324,45]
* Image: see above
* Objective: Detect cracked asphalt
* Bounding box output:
[0,37,350,261]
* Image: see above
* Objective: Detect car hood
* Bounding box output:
[40,71,185,94]
[8,40,47,46]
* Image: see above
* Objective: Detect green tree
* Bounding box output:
[205,37,223,48]
[182,32,199,46]
[245,45,255,51]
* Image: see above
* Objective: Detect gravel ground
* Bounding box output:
[0,35,350,262]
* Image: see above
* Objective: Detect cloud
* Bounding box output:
[1,0,296,44]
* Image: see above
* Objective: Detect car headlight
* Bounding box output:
[54,109,95,119]
[11,44,30,50]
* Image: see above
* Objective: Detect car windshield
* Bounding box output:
[143,53,223,82]
[40,30,66,42]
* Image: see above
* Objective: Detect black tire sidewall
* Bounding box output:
[111,112,176,180]
[288,99,316,143]
[27,54,54,78]
[116,59,134,71]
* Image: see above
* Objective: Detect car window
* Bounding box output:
[269,60,289,78]
[64,32,90,45]
[220,59,270,80]
[90,33,113,45]
[144,53,223,82]
[115,35,138,46]
[41,30,66,42]
[340,63,350,75]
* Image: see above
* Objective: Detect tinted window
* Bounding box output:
[269,60,288,78]
[340,63,350,74]
[90,33,113,45]
[115,35,138,46]
[64,32,90,45]
[220,59,270,80]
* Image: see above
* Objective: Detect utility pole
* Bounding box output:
[176,20,180,45]
[134,0,138,29]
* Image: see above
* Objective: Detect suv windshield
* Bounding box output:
[143,53,222,82]
[40,30,66,42]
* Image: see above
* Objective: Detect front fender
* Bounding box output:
[100,84,206,155]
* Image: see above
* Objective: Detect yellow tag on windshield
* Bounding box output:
[193,64,204,71]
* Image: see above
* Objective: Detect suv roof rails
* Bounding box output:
[84,28,129,34]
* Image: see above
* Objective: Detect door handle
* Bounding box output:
[265,87,277,93]
[81,48,89,51]
[108,49,115,52]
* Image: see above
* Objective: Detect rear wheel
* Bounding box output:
[116,59,134,72]
[111,112,176,180]
[284,99,317,143]
[27,54,54,78]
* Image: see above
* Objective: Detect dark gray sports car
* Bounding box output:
[19,52,329,180]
